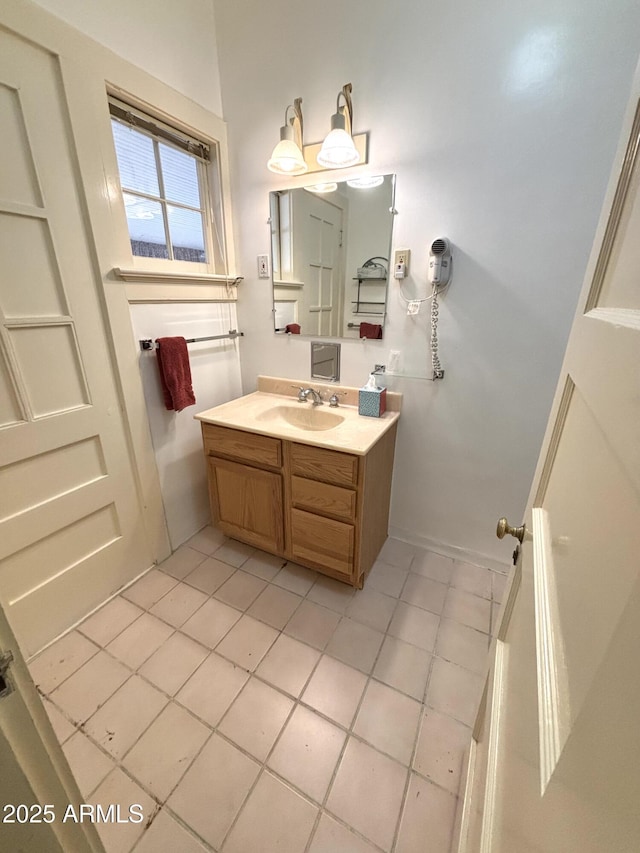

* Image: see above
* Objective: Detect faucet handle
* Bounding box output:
[328,391,346,408]
[290,385,306,402]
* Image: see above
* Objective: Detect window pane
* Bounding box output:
[111,120,160,196]
[159,143,201,208]
[168,206,206,263]
[123,193,168,259]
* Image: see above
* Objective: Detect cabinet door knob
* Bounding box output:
[496,517,525,543]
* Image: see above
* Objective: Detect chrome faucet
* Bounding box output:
[293,387,323,406]
[302,387,324,406]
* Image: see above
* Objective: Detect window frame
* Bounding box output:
[107,92,233,283]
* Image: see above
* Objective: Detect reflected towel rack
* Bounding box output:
[347,323,361,329]
[139,330,244,351]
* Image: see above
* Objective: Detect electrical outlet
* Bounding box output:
[394,248,411,273]
[257,254,270,278]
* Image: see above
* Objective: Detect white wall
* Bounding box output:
[30,0,223,116]
[129,304,242,549]
[214,0,640,562]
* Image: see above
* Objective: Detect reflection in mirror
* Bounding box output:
[271,174,395,340]
[310,341,341,381]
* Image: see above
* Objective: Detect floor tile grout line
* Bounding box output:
[31,528,483,669]
[45,550,487,760]
[46,586,487,750]
[129,800,218,853]
[305,589,417,853]
[391,652,439,853]
[151,570,459,846]
[32,637,103,697]
[388,551,445,853]
[37,533,494,852]
[64,655,465,853]
[35,533,452,694]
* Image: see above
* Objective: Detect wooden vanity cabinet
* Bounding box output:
[201,420,397,587]
[204,425,284,555]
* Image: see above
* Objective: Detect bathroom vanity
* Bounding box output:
[196,376,401,588]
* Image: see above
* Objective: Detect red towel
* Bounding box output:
[285,323,300,334]
[359,322,383,339]
[155,337,196,412]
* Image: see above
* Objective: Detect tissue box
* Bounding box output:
[358,386,387,418]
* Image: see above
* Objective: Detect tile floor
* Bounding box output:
[29,527,508,853]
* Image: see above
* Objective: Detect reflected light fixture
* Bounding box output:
[303,182,338,194]
[317,83,360,169]
[267,97,308,176]
[346,175,384,189]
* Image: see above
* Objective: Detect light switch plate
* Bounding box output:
[257,254,270,278]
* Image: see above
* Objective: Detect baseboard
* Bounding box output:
[388,525,510,574]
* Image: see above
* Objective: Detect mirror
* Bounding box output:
[310,341,341,381]
[271,174,395,339]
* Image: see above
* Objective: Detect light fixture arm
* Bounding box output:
[336,83,353,137]
[283,97,304,150]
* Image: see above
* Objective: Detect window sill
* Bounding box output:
[113,268,243,303]
[114,268,242,285]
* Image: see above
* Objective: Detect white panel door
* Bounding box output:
[459,76,640,851]
[292,192,343,336]
[0,605,103,852]
[0,29,152,655]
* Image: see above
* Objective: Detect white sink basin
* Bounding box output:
[256,404,345,432]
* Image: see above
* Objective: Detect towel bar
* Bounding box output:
[139,331,244,351]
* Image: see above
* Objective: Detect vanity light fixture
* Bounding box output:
[267,97,308,176]
[317,83,360,169]
[346,175,385,189]
[303,182,338,194]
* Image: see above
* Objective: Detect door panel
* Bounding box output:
[292,191,343,336]
[209,456,284,553]
[0,30,152,655]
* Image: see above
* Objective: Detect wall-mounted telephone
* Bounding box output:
[428,238,451,286]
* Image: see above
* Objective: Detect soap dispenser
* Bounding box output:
[358,373,387,418]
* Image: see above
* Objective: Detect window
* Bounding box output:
[109,97,224,268]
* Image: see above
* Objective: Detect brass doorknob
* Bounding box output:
[496,517,525,543]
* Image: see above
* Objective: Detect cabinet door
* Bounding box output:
[290,508,354,578]
[208,457,284,554]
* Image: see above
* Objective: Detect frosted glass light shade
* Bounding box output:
[267,138,308,175]
[317,128,359,168]
[347,175,384,189]
[303,183,338,194]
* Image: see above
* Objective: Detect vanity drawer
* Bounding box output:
[202,424,281,469]
[290,443,358,487]
[291,475,356,522]
[290,508,354,577]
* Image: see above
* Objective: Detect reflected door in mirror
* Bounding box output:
[271,175,395,339]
